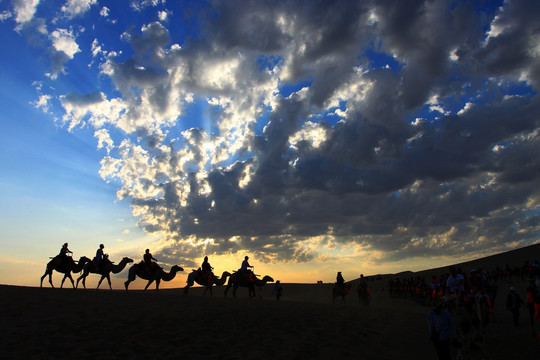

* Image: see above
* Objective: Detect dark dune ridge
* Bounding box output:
[1,244,540,359]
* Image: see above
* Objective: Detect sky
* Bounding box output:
[0,0,539,290]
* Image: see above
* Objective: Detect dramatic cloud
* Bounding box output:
[28,0,540,267]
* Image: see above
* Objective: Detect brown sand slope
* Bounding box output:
[1,244,540,359]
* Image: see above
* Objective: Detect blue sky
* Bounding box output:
[1,0,539,289]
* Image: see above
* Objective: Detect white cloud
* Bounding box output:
[50,28,80,59]
[1,10,12,21]
[100,6,110,17]
[94,128,114,153]
[61,0,97,19]
[289,121,328,150]
[158,10,169,22]
[34,94,52,113]
[12,0,39,26]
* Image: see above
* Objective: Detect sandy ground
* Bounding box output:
[1,245,540,359]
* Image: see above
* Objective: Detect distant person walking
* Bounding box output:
[446,266,464,294]
[272,280,282,300]
[526,280,538,335]
[429,303,458,360]
[506,286,524,327]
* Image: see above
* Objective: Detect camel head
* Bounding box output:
[171,265,184,273]
[79,256,92,264]
[122,257,134,264]
[262,276,274,283]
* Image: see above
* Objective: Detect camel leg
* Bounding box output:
[144,279,155,290]
[155,279,160,291]
[106,275,112,290]
[97,275,104,289]
[76,274,84,289]
[61,274,68,288]
[224,284,231,297]
[77,269,90,289]
[41,269,53,288]
[125,270,137,291]
[62,273,75,288]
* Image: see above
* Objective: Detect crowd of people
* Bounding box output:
[381,258,540,360]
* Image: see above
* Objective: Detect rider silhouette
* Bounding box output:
[241,256,253,272]
[201,256,213,273]
[94,244,105,272]
[200,256,214,284]
[143,249,157,272]
[241,256,255,283]
[57,243,73,266]
[336,272,345,287]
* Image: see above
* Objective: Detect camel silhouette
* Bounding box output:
[124,262,183,291]
[224,271,274,298]
[332,284,351,303]
[184,270,232,296]
[76,257,134,290]
[40,256,92,288]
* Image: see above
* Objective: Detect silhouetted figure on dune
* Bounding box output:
[272,280,282,300]
[506,286,524,327]
[429,303,458,360]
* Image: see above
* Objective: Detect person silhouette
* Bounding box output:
[58,243,73,266]
[143,249,157,272]
[241,256,253,272]
[429,303,458,360]
[201,256,213,273]
[94,244,105,272]
[273,280,283,300]
[336,272,345,287]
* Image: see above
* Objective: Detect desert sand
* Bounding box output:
[1,244,540,359]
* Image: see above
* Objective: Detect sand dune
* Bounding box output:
[1,244,540,359]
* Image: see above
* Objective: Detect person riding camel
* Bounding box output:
[93,244,105,272]
[201,256,213,273]
[336,272,345,288]
[241,256,255,282]
[200,256,214,284]
[57,243,73,266]
[143,249,157,273]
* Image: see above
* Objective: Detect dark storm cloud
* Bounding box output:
[80,0,540,265]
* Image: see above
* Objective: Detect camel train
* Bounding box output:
[40,247,274,299]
